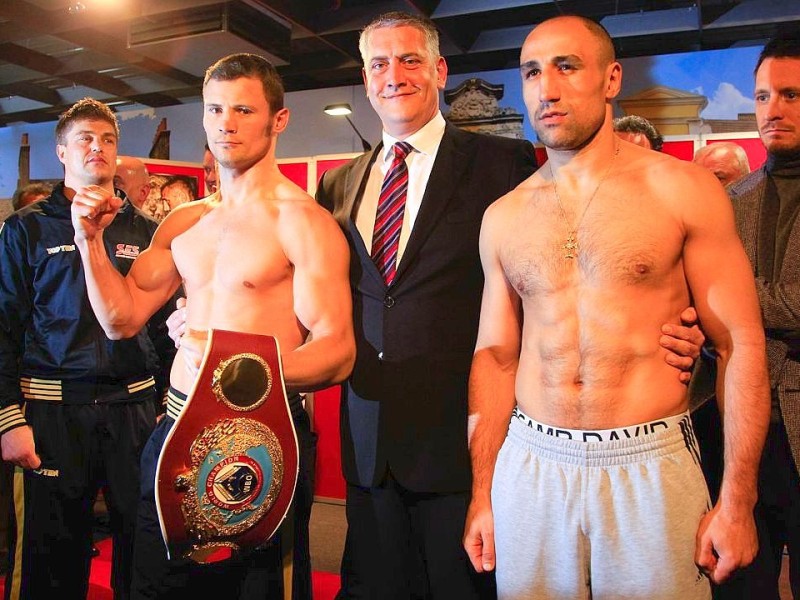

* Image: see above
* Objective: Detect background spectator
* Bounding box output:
[142,174,170,222]
[161,175,197,211]
[613,114,664,151]
[202,144,218,195]
[693,142,751,187]
[11,181,53,212]
[114,156,151,210]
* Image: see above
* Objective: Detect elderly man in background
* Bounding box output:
[115,156,152,210]
[693,142,751,188]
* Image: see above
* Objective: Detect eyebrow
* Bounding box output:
[204,102,254,110]
[72,129,116,139]
[520,54,584,70]
[370,52,423,62]
[755,86,800,95]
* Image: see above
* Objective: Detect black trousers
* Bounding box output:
[692,399,725,504]
[337,471,495,600]
[5,398,156,600]
[130,407,317,600]
[696,412,800,600]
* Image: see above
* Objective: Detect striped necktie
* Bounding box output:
[371,141,414,284]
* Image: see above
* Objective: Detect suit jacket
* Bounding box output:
[690,166,800,470]
[317,123,537,492]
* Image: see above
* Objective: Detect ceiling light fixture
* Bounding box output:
[324,103,372,151]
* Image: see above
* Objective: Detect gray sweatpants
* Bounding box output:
[492,408,712,600]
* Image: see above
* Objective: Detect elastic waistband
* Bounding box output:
[20,375,155,405]
[166,387,305,422]
[166,387,188,421]
[508,406,699,466]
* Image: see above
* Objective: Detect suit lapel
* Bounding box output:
[394,125,474,283]
[342,145,386,286]
[338,146,380,226]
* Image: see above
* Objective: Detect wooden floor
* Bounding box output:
[780,553,793,599]
[309,500,346,575]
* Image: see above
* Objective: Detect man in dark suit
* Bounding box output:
[697,33,800,599]
[315,11,537,600]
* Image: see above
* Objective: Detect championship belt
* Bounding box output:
[154,329,299,562]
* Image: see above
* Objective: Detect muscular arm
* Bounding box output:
[681,166,770,583]
[72,186,185,339]
[278,201,355,393]
[463,201,522,573]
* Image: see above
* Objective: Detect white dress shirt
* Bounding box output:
[354,112,447,266]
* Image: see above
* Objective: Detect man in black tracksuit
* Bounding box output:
[0,98,175,600]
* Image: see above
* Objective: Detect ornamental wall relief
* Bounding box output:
[444,78,524,139]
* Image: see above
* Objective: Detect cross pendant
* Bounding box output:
[563,235,578,259]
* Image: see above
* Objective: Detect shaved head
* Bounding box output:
[114,155,150,209]
[532,15,616,67]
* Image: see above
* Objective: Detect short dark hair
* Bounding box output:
[55,97,119,145]
[204,53,284,114]
[613,115,664,152]
[12,182,53,211]
[755,32,800,75]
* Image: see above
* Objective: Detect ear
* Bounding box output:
[362,67,368,94]
[436,56,448,91]
[605,61,622,100]
[273,107,290,134]
[56,144,67,166]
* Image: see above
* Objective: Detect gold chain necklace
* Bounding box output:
[549,144,620,259]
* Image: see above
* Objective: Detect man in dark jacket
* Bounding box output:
[315,11,537,599]
[0,97,174,600]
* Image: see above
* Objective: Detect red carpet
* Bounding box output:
[0,537,340,599]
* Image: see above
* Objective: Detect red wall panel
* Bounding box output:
[278,161,309,190]
[311,156,354,500]
[661,140,695,161]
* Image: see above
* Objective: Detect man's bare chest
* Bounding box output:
[171,214,290,292]
[499,198,683,297]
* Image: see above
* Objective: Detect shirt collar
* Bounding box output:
[380,111,446,163]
